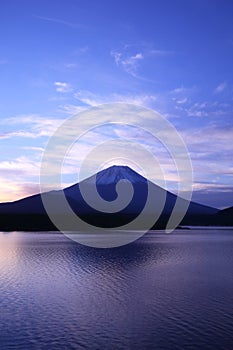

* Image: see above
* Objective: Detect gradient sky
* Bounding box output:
[1,0,233,208]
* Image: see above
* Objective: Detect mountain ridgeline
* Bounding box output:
[0,165,230,231]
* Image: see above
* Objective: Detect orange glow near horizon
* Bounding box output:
[0,179,39,203]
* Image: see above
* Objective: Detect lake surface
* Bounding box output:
[1,229,233,350]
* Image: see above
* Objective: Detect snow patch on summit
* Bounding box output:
[82,165,148,185]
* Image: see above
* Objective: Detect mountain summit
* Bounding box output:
[79,165,148,186]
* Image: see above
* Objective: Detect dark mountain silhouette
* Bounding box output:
[209,206,233,226]
[0,165,220,231]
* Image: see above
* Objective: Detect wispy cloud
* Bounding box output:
[170,86,194,95]
[64,63,78,69]
[185,100,230,118]
[4,114,65,138]
[175,98,188,105]
[183,185,233,209]
[73,89,156,107]
[0,131,38,139]
[214,82,227,94]
[148,49,173,56]
[54,81,73,93]
[169,86,196,107]
[1,98,232,204]
[63,47,89,69]
[111,50,144,77]
[111,44,172,78]
[73,46,89,55]
[180,125,233,192]
[182,125,233,153]
[35,15,81,29]
[0,176,40,202]
[73,90,103,106]
[59,104,86,115]
[186,102,209,117]
[0,59,7,65]
[0,156,39,177]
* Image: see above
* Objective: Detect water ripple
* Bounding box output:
[1,230,233,349]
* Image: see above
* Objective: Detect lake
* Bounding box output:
[0,229,233,350]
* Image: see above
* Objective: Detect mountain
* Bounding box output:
[209,206,233,226]
[0,165,219,231]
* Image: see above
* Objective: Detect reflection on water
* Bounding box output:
[0,230,233,349]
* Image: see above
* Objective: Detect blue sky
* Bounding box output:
[0,0,233,208]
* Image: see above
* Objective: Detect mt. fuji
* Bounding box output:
[0,165,219,231]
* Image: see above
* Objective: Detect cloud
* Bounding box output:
[0,156,39,177]
[22,146,45,152]
[54,81,73,93]
[176,98,188,104]
[186,103,209,117]
[63,47,89,69]
[4,114,66,138]
[169,86,196,106]
[111,44,173,78]
[0,131,38,139]
[148,49,173,56]
[73,89,156,107]
[64,63,78,69]
[0,59,7,65]
[111,50,144,77]
[1,98,232,206]
[0,176,40,202]
[35,15,81,28]
[182,185,233,209]
[182,125,233,154]
[169,88,190,107]
[184,100,230,118]
[170,86,194,95]
[59,104,86,115]
[180,125,233,191]
[74,46,89,55]
[74,90,103,106]
[0,155,42,201]
[214,82,227,94]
